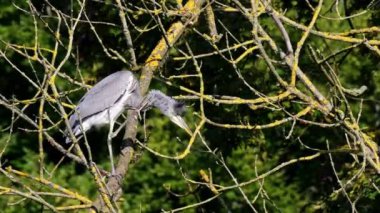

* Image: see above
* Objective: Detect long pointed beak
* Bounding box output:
[169,115,192,135]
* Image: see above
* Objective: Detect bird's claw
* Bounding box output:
[111,166,116,176]
[106,169,122,181]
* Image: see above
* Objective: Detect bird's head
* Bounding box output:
[142,90,191,134]
[168,101,191,134]
[173,102,186,115]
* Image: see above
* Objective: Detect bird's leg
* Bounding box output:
[135,106,143,121]
[112,119,128,138]
[137,96,152,120]
[107,113,116,175]
[143,110,147,141]
[137,110,142,121]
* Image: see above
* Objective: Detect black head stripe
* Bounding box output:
[173,102,186,115]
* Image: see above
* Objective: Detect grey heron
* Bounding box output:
[65,70,190,173]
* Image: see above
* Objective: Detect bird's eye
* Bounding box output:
[173,102,186,115]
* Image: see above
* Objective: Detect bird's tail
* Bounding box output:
[65,132,83,144]
[65,136,72,144]
[65,128,74,144]
[65,125,81,144]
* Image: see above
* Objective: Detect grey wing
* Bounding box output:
[69,71,138,127]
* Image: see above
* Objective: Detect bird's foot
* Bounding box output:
[106,168,122,181]
[111,165,116,175]
[102,163,117,179]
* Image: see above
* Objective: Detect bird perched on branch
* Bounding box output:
[65,70,190,173]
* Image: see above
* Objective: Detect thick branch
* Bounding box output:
[92,0,206,211]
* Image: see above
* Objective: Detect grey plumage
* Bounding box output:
[66,71,142,143]
[65,70,189,173]
[139,90,188,130]
[72,71,137,122]
[66,70,189,143]
[140,90,184,116]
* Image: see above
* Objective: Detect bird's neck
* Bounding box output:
[140,90,173,115]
